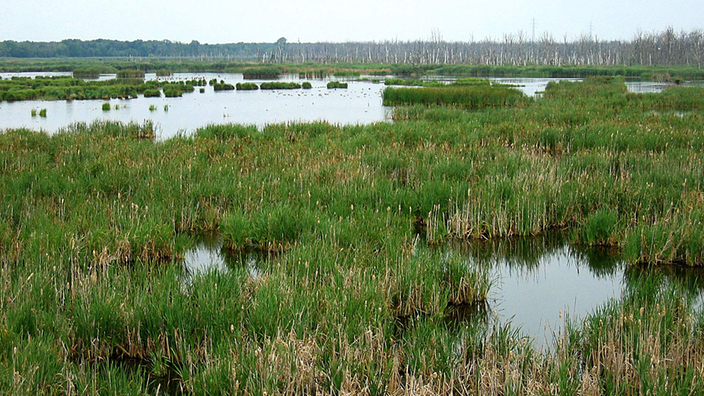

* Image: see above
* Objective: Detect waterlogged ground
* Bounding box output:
[2,72,698,139]
[4,77,704,393]
[184,234,626,347]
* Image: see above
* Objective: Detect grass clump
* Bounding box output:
[327,81,348,89]
[235,82,259,90]
[143,89,160,98]
[213,83,235,91]
[242,66,282,79]
[116,69,145,78]
[101,102,111,111]
[383,84,526,108]
[260,82,301,90]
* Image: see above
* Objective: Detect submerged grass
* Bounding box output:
[2,74,704,393]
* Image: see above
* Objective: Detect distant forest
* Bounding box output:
[1,27,702,66]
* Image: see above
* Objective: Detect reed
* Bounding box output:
[101,102,111,111]
[260,82,301,90]
[213,83,235,91]
[326,81,348,89]
[235,82,258,90]
[142,89,161,98]
[383,84,526,108]
[242,66,282,79]
[3,71,704,394]
[116,69,145,79]
[72,68,101,78]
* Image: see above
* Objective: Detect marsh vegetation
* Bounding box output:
[2,69,704,394]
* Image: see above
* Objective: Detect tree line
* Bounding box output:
[1,27,702,67]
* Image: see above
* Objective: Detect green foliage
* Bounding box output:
[213,83,235,91]
[3,68,704,393]
[142,89,160,98]
[101,102,111,111]
[326,81,348,89]
[242,66,282,79]
[235,82,259,90]
[383,84,526,108]
[333,70,361,77]
[116,69,145,78]
[260,81,301,90]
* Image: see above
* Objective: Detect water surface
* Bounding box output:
[0,72,390,139]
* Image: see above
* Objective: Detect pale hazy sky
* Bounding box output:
[1,0,702,43]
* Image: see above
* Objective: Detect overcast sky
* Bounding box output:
[1,0,702,44]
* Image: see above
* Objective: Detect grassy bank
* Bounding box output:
[2,76,704,393]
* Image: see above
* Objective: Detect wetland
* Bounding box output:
[2,64,704,394]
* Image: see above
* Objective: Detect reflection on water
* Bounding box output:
[449,235,625,347]
[450,234,704,347]
[182,235,264,280]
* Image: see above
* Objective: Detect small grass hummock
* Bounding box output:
[213,83,235,91]
[236,82,259,91]
[260,82,302,90]
[327,81,348,89]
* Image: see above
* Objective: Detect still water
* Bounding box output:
[1,72,694,139]
[450,236,624,346]
[183,234,620,345]
[0,72,390,138]
[182,233,704,346]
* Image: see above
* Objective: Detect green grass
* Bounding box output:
[3,71,704,394]
[260,81,301,90]
[236,82,259,90]
[326,81,348,89]
[383,84,527,108]
[242,66,282,79]
[213,82,235,91]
